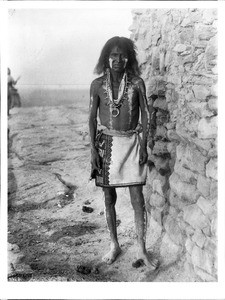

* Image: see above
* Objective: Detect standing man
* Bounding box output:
[89,36,159,270]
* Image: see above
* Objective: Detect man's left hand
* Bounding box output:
[139,147,148,165]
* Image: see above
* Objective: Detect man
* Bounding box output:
[89,36,159,270]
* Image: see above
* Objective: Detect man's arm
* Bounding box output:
[137,78,150,164]
[89,79,100,172]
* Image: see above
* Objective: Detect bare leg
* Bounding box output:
[102,187,121,264]
[129,185,159,270]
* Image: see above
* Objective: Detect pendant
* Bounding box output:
[112,107,120,117]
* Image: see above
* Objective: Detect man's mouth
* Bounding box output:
[113,64,123,68]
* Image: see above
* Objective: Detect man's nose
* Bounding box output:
[115,55,123,62]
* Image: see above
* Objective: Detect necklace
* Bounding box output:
[105,68,128,117]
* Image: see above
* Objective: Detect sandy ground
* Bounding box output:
[8,104,198,282]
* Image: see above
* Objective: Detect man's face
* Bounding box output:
[109,46,128,73]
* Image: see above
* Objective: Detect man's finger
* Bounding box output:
[96,157,101,169]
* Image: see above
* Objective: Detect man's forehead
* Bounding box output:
[109,46,126,54]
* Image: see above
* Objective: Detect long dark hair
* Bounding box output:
[94,36,140,76]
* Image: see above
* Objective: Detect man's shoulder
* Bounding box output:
[91,75,106,89]
[129,75,144,87]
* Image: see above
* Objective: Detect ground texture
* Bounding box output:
[8,105,197,282]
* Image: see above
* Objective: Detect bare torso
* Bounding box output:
[94,74,142,131]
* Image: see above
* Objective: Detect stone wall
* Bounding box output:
[130,8,217,281]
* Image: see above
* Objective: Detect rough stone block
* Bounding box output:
[160,233,182,265]
[167,129,180,141]
[191,245,214,274]
[192,138,212,153]
[169,172,200,203]
[194,40,208,49]
[191,229,206,248]
[183,204,210,229]
[192,85,210,101]
[194,266,217,282]
[184,117,199,134]
[152,53,160,71]
[147,167,166,184]
[186,251,192,264]
[197,175,211,198]
[176,144,208,175]
[202,9,217,25]
[167,142,177,157]
[210,83,218,98]
[185,238,195,254]
[188,102,214,118]
[182,54,196,65]
[150,192,166,207]
[168,206,179,218]
[210,216,217,236]
[184,260,197,280]
[169,190,187,210]
[148,155,171,175]
[155,125,167,140]
[152,141,169,155]
[157,80,167,96]
[185,91,195,102]
[208,147,217,159]
[156,110,169,125]
[174,160,197,184]
[167,74,182,86]
[164,215,183,245]
[196,24,216,41]
[204,237,217,255]
[166,122,176,130]
[151,207,163,226]
[152,179,166,197]
[198,117,217,139]
[153,97,168,111]
[210,179,217,199]
[138,50,148,65]
[181,17,192,27]
[146,214,163,248]
[206,158,217,180]
[197,196,215,216]
[173,44,188,52]
[191,75,214,86]
[205,36,217,63]
[179,28,194,43]
[202,225,212,237]
[185,223,195,236]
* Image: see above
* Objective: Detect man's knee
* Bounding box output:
[129,186,144,208]
[129,185,143,198]
[103,187,117,205]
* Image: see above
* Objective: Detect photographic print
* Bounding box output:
[3,0,222,291]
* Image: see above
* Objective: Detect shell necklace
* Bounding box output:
[106,68,127,117]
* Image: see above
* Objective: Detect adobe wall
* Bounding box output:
[131,8,217,281]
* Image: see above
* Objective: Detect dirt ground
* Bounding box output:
[8,105,197,282]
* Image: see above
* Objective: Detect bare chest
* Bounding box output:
[99,79,138,109]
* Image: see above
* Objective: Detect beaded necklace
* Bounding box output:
[105,68,128,117]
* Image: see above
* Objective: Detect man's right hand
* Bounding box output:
[91,148,101,172]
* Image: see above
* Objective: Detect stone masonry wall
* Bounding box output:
[130,9,217,281]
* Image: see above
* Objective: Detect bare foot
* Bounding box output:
[102,246,122,265]
[136,251,159,271]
